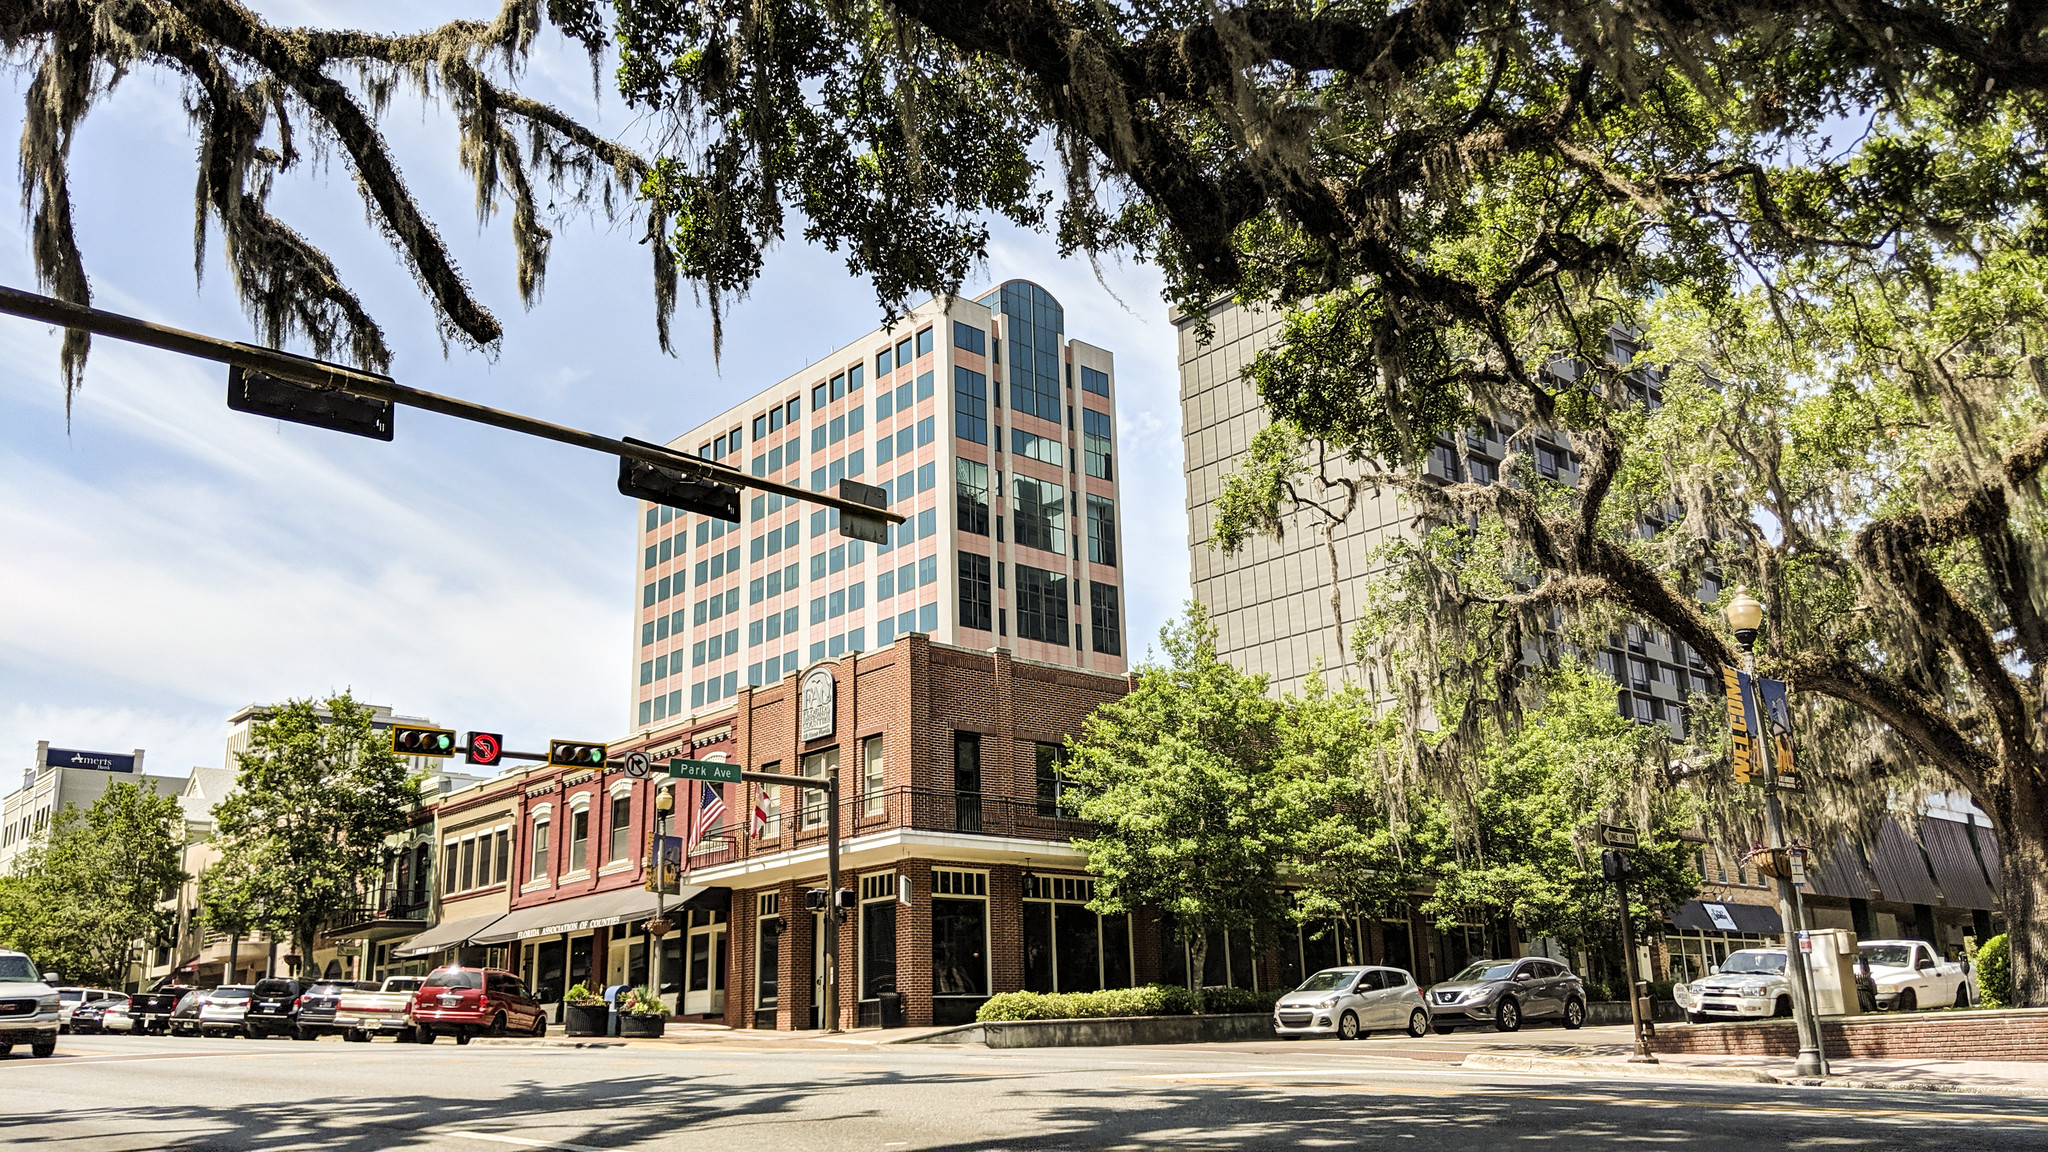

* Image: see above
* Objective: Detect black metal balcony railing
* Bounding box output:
[324,886,431,934]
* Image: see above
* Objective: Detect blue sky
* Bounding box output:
[0,3,1191,779]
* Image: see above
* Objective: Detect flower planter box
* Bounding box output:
[563,1003,609,1037]
[620,1015,666,1039]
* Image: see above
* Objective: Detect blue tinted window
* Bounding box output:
[812,383,827,410]
[848,365,863,392]
[896,337,912,366]
[917,371,935,401]
[953,322,986,355]
[1080,366,1110,396]
[917,328,934,357]
[955,366,988,444]
[877,348,893,376]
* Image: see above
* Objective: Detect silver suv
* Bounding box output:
[1425,957,1588,1033]
[0,949,61,1058]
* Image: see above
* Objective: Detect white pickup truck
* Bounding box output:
[333,976,428,1042]
[1859,939,1975,1012]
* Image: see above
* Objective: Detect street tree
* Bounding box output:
[1063,604,1291,1005]
[1411,662,1701,967]
[2,0,678,406]
[0,781,186,986]
[204,693,418,969]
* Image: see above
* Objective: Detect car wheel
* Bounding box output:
[1955,985,1971,1009]
[490,1013,507,1038]
[1773,996,1793,1018]
[1563,999,1586,1030]
[454,1033,471,1046]
[1687,1010,1709,1025]
[1337,1011,1361,1041]
[1407,1009,1429,1038]
[1432,1023,1457,1035]
[32,1036,56,1058]
[530,1016,547,1039]
[1494,999,1522,1032]
[344,1029,367,1043]
[293,1026,313,1041]
[0,1041,13,1056]
[418,1027,437,1045]
[1897,988,1917,1013]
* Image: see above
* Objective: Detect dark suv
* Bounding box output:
[1425,957,1588,1033]
[245,978,317,1040]
[293,981,377,1040]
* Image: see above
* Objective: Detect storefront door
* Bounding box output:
[684,918,726,1016]
[808,909,826,1029]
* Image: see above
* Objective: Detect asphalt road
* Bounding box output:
[6,1031,2044,1151]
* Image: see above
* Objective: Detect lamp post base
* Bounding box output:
[1793,1050,1826,1078]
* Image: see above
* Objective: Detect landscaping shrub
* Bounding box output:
[1976,934,2011,1009]
[978,984,1286,1023]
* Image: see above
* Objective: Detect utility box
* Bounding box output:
[1803,929,1862,1016]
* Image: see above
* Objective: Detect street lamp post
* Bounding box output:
[649,785,675,1010]
[1725,588,1828,1078]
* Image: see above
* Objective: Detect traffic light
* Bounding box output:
[226,363,394,441]
[391,724,458,758]
[618,437,740,523]
[803,889,829,911]
[548,740,609,768]
[834,887,857,910]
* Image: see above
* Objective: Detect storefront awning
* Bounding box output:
[1919,817,1999,910]
[1668,899,1783,935]
[471,886,715,945]
[392,913,508,959]
[1803,836,1882,901]
[1869,820,1944,905]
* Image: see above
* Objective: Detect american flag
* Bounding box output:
[750,785,770,839]
[687,780,727,853]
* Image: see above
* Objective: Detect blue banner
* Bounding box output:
[44,748,134,773]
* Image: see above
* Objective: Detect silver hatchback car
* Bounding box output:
[1273,966,1431,1040]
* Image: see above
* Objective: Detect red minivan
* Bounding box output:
[410,967,547,1044]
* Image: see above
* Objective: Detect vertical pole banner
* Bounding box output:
[1755,677,1800,792]
[1722,665,1761,786]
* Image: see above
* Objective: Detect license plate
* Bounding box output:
[439,995,461,1006]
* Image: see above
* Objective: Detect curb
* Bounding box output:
[1462,1053,1778,1084]
[469,1038,630,1049]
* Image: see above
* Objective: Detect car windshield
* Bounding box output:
[1449,961,1517,983]
[1719,951,1787,974]
[0,956,39,982]
[423,970,483,990]
[1859,945,1915,967]
[210,986,252,1001]
[1294,968,1364,993]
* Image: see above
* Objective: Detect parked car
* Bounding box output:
[1425,957,1588,1033]
[57,987,126,1032]
[0,949,61,1058]
[295,980,380,1039]
[130,982,193,1035]
[1859,939,1975,1011]
[1273,966,1431,1040]
[410,967,547,1044]
[170,986,255,1037]
[245,978,317,1040]
[333,975,428,1042]
[1673,948,1794,1023]
[100,997,135,1032]
[68,996,126,1034]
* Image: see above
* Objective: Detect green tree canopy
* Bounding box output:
[204,693,418,965]
[0,780,186,987]
[1063,604,1292,1002]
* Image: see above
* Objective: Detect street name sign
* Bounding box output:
[667,758,739,784]
[1599,824,1640,849]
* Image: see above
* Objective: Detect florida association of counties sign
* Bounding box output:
[800,667,835,741]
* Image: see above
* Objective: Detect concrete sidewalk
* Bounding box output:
[471,1021,958,1050]
[1463,1048,2048,1098]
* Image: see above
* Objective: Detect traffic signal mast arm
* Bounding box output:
[0,284,905,526]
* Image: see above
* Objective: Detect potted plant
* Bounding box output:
[563,983,608,1037]
[618,985,667,1038]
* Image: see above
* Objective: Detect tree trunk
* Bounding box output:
[1187,931,1208,1014]
[227,934,239,986]
[1986,769,2048,1007]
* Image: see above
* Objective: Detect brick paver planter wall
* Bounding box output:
[1651,1008,2048,1062]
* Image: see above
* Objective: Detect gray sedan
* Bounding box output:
[1273,966,1431,1040]
[1425,957,1587,1032]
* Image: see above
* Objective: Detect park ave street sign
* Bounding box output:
[668,758,739,784]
